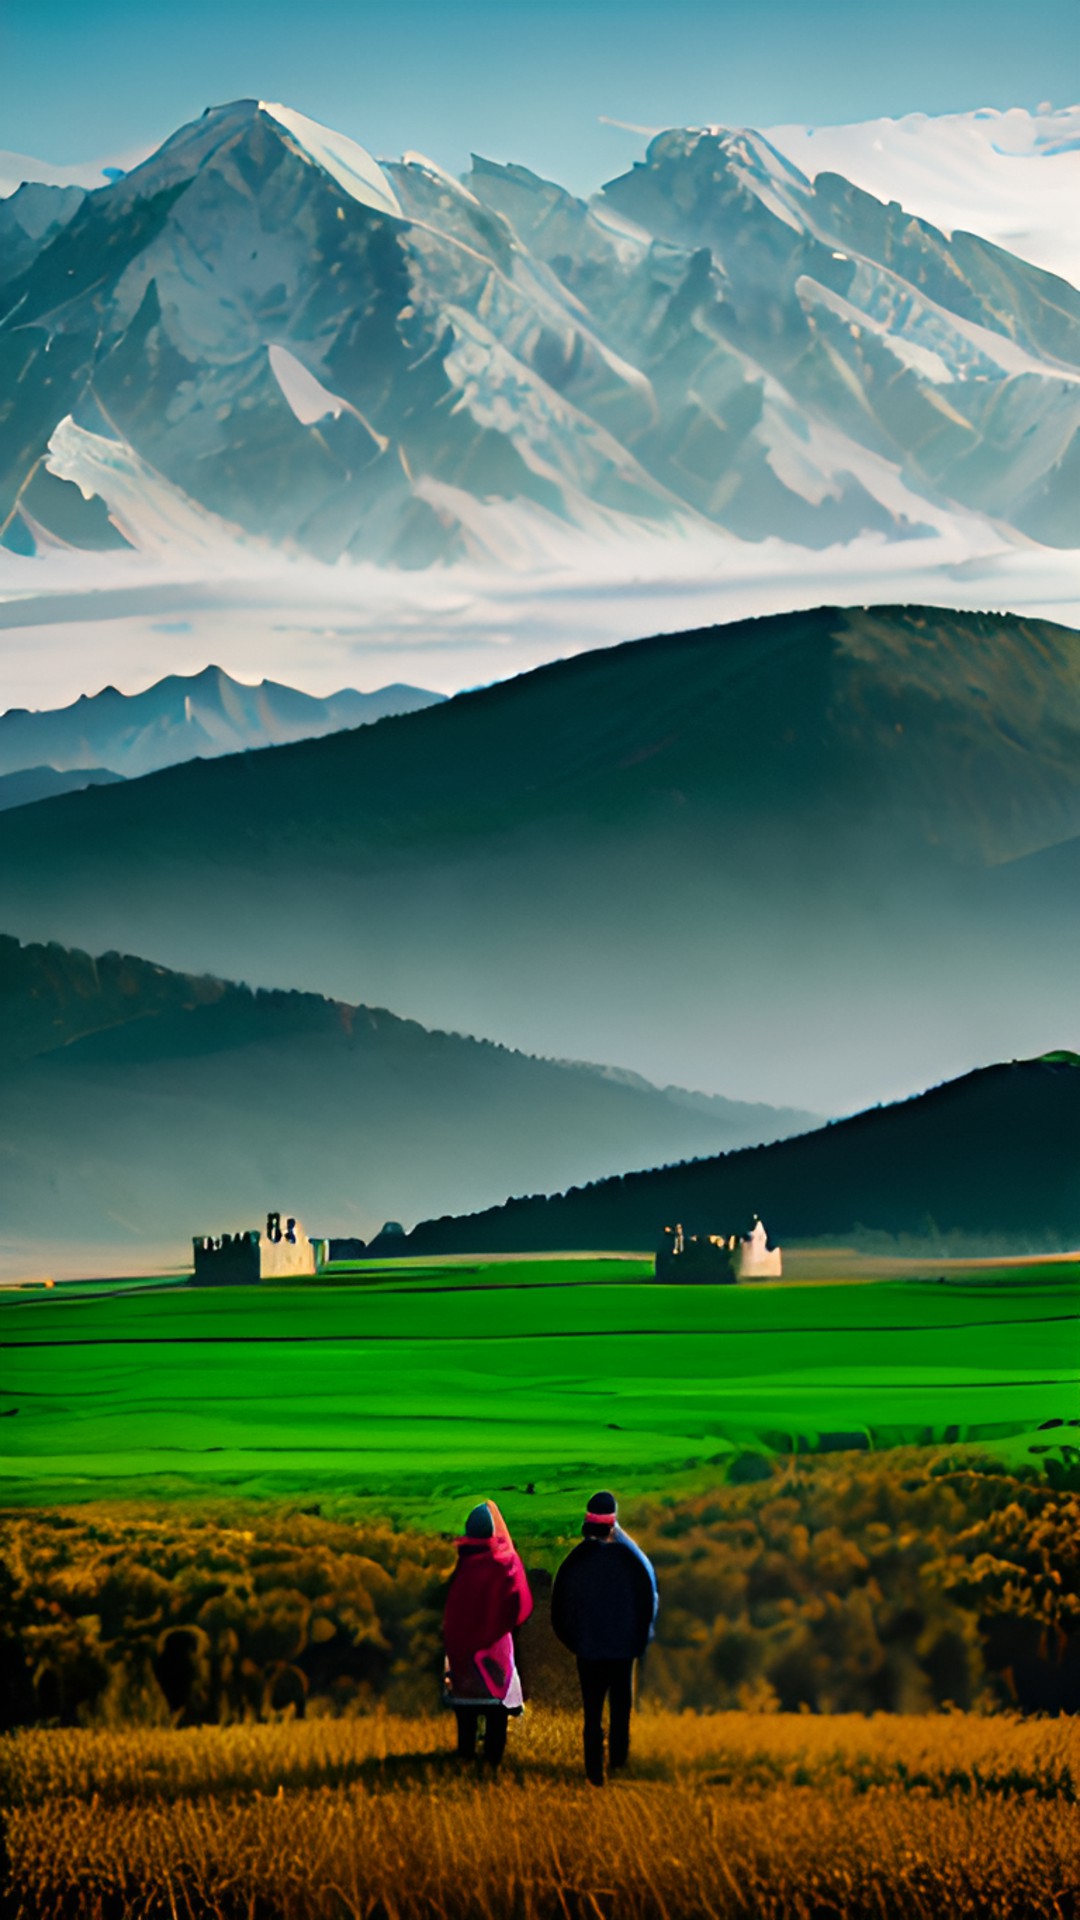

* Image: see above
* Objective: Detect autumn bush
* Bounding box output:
[643,1453,1080,1715]
[0,1509,454,1731]
[1,1450,1077,1732]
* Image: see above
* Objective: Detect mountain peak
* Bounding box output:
[181,663,232,687]
[0,604,1076,1115]
[4,92,1080,572]
[98,95,403,225]
[257,102,403,218]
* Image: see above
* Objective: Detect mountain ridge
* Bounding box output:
[0,764,124,812]
[0,603,1077,1112]
[404,1054,1080,1254]
[763,105,1080,289]
[2,97,1078,565]
[0,933,819,1252]
[0,663,444,779]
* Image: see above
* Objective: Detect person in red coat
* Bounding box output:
[443,1499,533,1765]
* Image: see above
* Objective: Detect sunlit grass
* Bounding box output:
[4,1711,1078,1918]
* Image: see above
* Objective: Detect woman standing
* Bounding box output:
[443,1499,533,1766]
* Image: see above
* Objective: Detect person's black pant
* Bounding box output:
[576,1657,634,1785]
[454,1705,508,1765]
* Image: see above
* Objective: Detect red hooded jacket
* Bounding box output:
[443,1503,533,1702]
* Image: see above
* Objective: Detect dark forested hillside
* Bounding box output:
[406,1055,1080,1253]
[0,935,815,1253]
[0,605,1078,1114]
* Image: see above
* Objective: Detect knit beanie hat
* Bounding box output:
[464,1502,495,1539]
[583,1489,617,1534]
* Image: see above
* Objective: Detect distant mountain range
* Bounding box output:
[1,98,1078,568]
[0,935,818,1249]
[0,764,124,813]
[0,664,443,781]
[405,1053,1080,1254]
[7,103,1077,284]
[0,603,1077,1114]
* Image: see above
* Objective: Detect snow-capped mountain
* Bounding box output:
[1,99,1077,568]
[765,106,1080,291]
[0,663,444,780]
[0,182,89,280]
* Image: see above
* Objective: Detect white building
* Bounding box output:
[733,1216,783,1279]
[192,1211,325,1284]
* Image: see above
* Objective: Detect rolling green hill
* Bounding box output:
[0,604,1077,1114]
[1,1257,1075,1516]
[406,1054,1080,1254]
[0,935,815,1260]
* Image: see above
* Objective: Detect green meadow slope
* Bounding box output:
[1,1259,1075,1524]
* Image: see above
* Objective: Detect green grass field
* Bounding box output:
[2,1256,1077,1528]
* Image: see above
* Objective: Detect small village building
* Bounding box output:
[655,1215,782,1283]
[192,1211,325,1284]
[734,1216,783,1279]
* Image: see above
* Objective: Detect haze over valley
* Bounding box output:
[0,935,818,1271]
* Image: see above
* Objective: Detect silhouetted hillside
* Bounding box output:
[0,935,816,1251]
[0,764,123,812]
[406,1055,1080,1253]
[0,604,1077,1113]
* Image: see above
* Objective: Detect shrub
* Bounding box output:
[1,1452,1076,1729]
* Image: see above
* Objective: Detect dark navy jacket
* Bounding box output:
[550,1530,659,1662]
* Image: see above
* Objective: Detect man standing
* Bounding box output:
[551,1490,658,1786]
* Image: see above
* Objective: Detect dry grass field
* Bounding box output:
[3,1709,1077,1919]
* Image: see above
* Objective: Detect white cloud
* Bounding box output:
[2,513,1079,711]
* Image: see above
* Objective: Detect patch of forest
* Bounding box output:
[2,1450,1077,1731]
[407,1055,1080,1251]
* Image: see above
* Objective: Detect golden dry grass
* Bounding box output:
[3,1710,1078,1919]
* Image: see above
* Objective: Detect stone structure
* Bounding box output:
[192,1229,261,1286]
[192,1211,323,1284]
[655,1215,782,1283]
[655,1222,736,1283]
[734,1216,783,1279]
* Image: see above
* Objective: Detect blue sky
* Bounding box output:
[3,0,1077,191]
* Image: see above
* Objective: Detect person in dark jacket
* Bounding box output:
[550,1490,658,1786]
[443,1500,533,1767]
